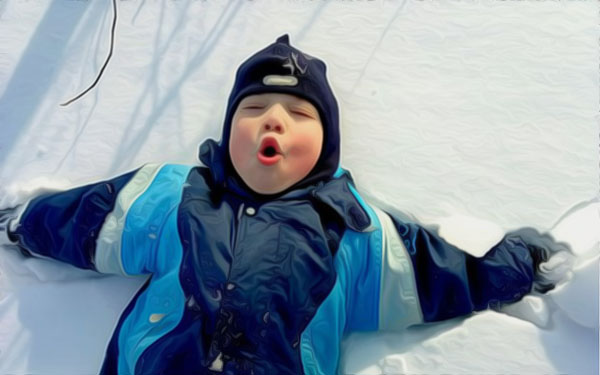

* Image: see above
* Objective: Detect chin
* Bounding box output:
[250,184,287,196]
[246,178,290,196]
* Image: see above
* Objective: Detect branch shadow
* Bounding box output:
[0,1,100,165]
[107,1,244,175]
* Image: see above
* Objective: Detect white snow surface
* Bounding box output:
[0,0,598,374]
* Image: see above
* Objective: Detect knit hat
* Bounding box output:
[200,34,341,197]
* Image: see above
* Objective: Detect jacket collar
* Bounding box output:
[310,174,371,232]
[198,138,371,232]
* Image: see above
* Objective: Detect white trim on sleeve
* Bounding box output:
[95,163,163,275]
[373,206,424,330]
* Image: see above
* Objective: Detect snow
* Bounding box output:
[0,0,598,374]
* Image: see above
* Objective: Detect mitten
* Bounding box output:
[0,205,20,245]
[0,204,32,257]
[508,227,574,293]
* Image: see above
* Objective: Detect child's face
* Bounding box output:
[229,93,323,195]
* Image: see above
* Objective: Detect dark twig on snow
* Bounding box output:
[60,0,118,107]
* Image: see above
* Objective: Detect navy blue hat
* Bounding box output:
[206,34,341,196]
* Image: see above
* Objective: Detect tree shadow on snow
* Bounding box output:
[0,1,108,166]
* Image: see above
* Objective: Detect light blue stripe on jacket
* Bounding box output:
[115,164,191,374]
[95,163,163,275]
[301,185,423,374]
[301,184,381,375]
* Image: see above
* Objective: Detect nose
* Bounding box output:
[263,105,286,134]
[264,122,283,133]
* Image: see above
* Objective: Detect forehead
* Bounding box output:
[239,93,316,108]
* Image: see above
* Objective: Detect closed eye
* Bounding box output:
[291,110,316,119]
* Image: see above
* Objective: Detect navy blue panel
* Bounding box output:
[100,278,151,375]
[133,307,207,375]
[14,169,138,270]
[389,216,535,322]
[130,167,338,375]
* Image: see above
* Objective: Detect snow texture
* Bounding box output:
[0,0,598,374]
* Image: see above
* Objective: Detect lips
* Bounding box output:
[257,137,282,166]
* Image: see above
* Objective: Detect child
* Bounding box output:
[0,35,569,375]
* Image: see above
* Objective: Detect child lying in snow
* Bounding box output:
[0,35,572,375]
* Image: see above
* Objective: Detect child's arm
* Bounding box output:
[388,217,566,322]
[345,207,572,331]
[0,164,190,276]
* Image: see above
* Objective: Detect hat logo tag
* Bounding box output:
[283,59,295,75]
[263,75,298,87]
[282,52,308,76]
[291,52,307,74]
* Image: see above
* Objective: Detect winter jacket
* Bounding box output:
[7,152,537,375]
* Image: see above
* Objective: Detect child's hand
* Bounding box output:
[0,204,32,258]
[501,200,599,329]
[0,205,21,246]
[497,229,574,328]
[0,179,63,248]
[507,227,575,293]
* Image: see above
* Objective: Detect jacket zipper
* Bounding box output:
[208,202,245,371]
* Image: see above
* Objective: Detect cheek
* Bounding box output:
[288,129,323,171]
[229,122,255,167]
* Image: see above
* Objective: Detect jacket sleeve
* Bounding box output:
[5,163,190,276]
[369,207,538,330]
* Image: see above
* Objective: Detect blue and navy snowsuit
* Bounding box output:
[9,139,537,375]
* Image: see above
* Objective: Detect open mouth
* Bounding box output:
[262,146,278,157]
[257,137,282,166]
